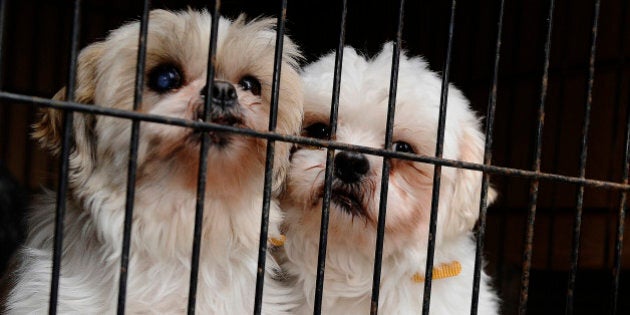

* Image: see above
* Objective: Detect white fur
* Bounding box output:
[6,10,302,314]
[282,45,499,314]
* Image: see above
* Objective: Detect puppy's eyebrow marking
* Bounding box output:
[303,113,330,126]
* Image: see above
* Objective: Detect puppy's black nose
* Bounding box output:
[201,81,237,108]
[334,151,369,183]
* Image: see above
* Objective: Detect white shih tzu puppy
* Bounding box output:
[282,45,499,314]
[4,9,302,314]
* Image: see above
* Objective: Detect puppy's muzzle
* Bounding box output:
[334,151,369,183]
[201,80,237,110]
[197,81,242,126]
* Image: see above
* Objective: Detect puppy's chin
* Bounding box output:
[314,183,372,220]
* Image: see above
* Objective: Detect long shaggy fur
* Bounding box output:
[6,9,302,314]
[282,45,499,314]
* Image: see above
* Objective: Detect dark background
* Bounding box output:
[0,0,629,314]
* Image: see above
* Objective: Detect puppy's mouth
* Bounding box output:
[193,108,245,146]
[318,184,370,219]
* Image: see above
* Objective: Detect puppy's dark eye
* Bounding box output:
[304,122,331,140]
[239,75,261,96]
[148,64,183,93]
[393,141,414,154]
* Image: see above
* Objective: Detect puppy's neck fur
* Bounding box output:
[9,187,289,314]
[284,228,498,314]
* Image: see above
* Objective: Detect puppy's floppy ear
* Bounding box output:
[446,122,497,237]
[32,42,103,154]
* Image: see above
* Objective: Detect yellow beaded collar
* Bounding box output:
[268,235,461,283]
[412,261,462,283]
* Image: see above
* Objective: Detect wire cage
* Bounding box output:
[0,0,629,314]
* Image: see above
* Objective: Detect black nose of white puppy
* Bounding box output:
[201,81,237,109]
[334,151,369,183]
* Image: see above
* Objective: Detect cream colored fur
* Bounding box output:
[7,9,302,314]
[282,45,499,314]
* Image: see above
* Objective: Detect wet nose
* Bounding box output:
[201,80,237,108]
[334,151,370,183]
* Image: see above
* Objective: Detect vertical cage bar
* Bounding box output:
[565,1,600,314]
[496,0,524,288]
[313,0,347,314]
[49,1,82,313]
[0,0,7,161]
[546,0,573,271]
[610,3,630,313]
[422,0,456,314]
[605,0,629,270]
[611,76,630,315]
[253,0,288,313]
[470,0,504,313]
[518,0,555,314]
[187,2,221,314]
[117,1,150,314]
[0,0,6,88]
[369,1,405,314]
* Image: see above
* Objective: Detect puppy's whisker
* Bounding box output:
[304,168,326,207]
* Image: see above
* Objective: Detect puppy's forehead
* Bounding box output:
[145,14,276,81]
[302,46,454,150]
[215,20,279,82]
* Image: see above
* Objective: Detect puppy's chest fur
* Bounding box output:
[7,192,290,314]
[285,234,498,315]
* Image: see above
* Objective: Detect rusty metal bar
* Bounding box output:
[253,0,288,313]
[370,1,405,314]
[117,1,150,314]
[423,0,457,313]
[471,0,504,313]
[4,91,630,192]
[49,0,82,313]
[519,0,555,314]
[313,0,347,313]
[565,1,600,314]
[187,2,221,314]
[604,0,630,271]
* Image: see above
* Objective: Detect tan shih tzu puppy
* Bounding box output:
[282,45,499,314]
[5,9,302,314]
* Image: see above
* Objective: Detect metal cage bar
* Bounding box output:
[253,0,288,313]
[470,0,504,313]
[422,0,457,314]
[565,0,601,313]
[611,1,630,314]
[495,0,524,289]
[519,0,555,314]
[187,2,221,314]
[0,0,6,161]
[545,0,574,271]
[117,1,151,314]
[369,0,405,314]
[4,90,630,192]
[313,0,348,313]
[606,0,630,272]
[49,1,82,313]
[611,67,630,315]
[0,0,6,88]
